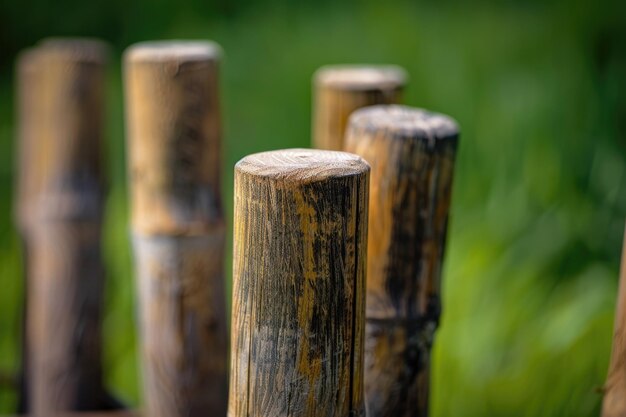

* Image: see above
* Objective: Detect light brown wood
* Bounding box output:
[15,48,41,235]
[229,149,370,417]
[15,39,111,414]
[344,105,459,417]
[124,40,228,417]
[603,224,626,417]
[14,47,42,413]
[312,65,407,151]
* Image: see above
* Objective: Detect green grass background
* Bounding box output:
[0,0,625,415]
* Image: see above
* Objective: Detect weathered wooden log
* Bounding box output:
[312,65,407,151]
[602,224,626,417]
[17,39,110,414]
[124,41,228,417]
[229,149,370,417]
[344,105,459,417]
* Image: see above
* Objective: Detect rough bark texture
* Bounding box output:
[312,65,407,151]
[229,149,369,417]
[344,105,459,417]
[124,41,228,417]
[15,39,110,414]
[603,225,626,417]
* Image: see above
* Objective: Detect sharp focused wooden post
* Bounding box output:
[312,65,407,151]
[344,105,459,417]
[16,39,110,413]
[124,41,228,417]
[229,149,369,417]
[602,224,626,417]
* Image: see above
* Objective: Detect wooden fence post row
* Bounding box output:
[15,38,463,417]
[14,38,115,414]
[123,41,228,417]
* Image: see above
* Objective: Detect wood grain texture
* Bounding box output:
[344,105,459,417]
[124,41,228,417]
[603,224,626,417]
[229,149,370,417]
[312,65,407,151]
[15,39,110,414]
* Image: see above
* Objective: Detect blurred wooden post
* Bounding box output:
[312,65,407,151]
[17,39,110,413]
[15,48,41,238]
[124,41,228,417]
[14,47,42,413]
[345,105,459,417]
[602,224,626,417]
[229,149,369,417]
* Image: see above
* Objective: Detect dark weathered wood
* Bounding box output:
[229,149,370,417]
[15,39,111,414]
[312,65,407,151]
[124,41,228,417]
[344,105,459,417]
[603,224,626,417]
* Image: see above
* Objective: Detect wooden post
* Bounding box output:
[124,41,228,417]
[602,224,626,417]
[229,149,369,417]
[15,48,41,237]
[344,105,459,417]
[14,47,42,413]
[18,39,110,413]
[312,65,407,151]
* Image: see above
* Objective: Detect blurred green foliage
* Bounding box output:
[0,0,625,415]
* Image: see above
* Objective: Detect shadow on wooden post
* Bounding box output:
[229,149,369,417]
[123,41,228,417]
[345,105,459,417]
[602,224,626,417]
[311,65,407,151]
[14,38,116,414]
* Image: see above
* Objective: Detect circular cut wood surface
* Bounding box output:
[349,104,459,139]
[124,40,221,62]
[236,148,370,183]
[314,65,407,90]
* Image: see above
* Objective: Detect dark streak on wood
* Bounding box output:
[124,41,228,417]
[229,149,369,417]
[602,224,626,417]
[14,39,111,414]
[345,105,459,417]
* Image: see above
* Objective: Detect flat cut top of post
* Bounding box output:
[314,64,407,90]
[236,148,369,183]
[349,105,459,140]
[125,40,221,63]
